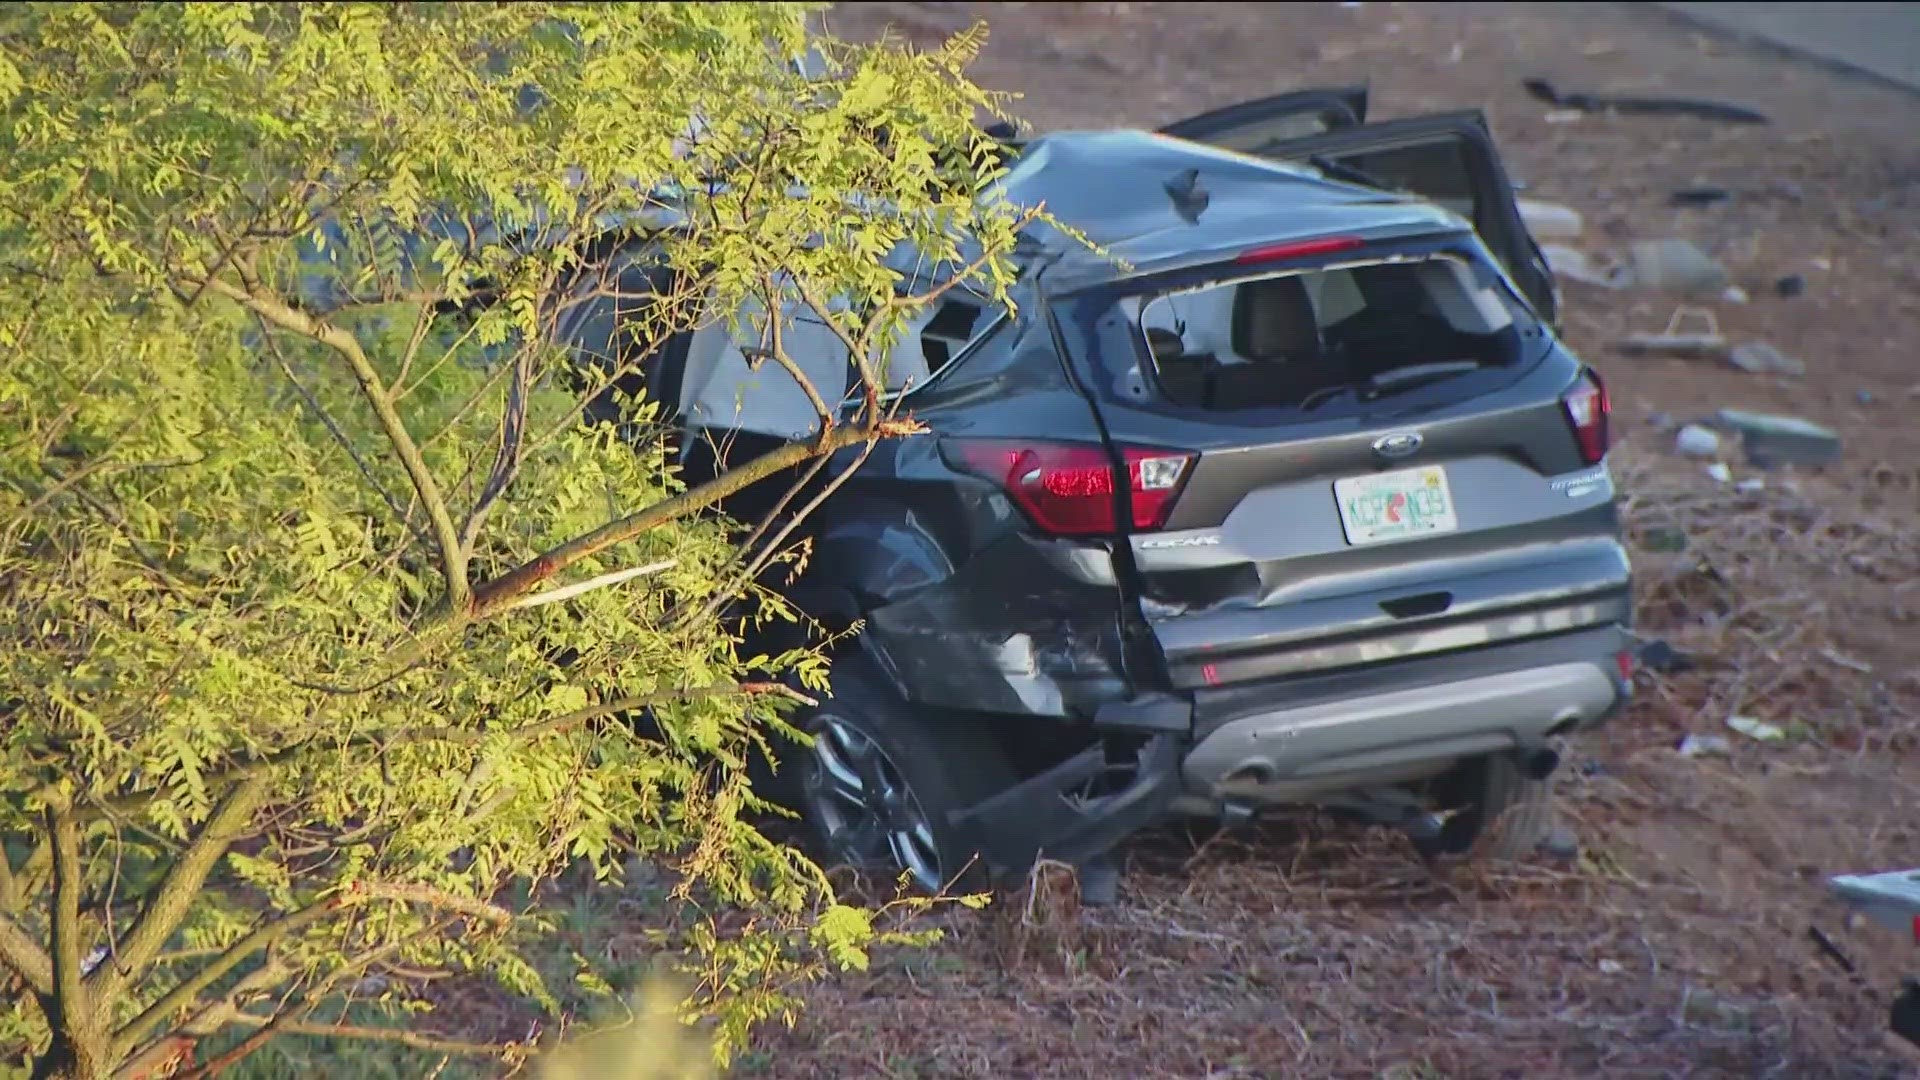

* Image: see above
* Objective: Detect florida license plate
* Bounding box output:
[1334,465,1459,546]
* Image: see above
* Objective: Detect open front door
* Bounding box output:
[1157,85,1369,154]
[1174,108,1559,325]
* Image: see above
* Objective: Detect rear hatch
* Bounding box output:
[1047,232,1629,691]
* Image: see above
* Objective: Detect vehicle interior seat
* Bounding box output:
[1216,274,1338,408]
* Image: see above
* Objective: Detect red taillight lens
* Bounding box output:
[944,439,1195,537]
[1562,369,1611,466]
[1234,235,1365,265]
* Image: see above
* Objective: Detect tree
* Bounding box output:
[0,4,1029,1076]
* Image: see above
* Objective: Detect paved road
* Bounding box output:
[1657,2,1920,92]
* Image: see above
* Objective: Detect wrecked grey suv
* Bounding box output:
[617,87,1633,891]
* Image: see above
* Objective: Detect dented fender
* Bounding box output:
[804,484,1138,718]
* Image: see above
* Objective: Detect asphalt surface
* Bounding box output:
[1657,2,1920,92]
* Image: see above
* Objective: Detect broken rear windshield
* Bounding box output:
[1128,252,1546,413]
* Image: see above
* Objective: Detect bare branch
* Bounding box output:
[746,273,833,426]
[193,275,472,611]
[703,432,881,625]
[391,300,438,394]
[499,559,677,612]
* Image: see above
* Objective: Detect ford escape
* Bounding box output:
[570,85,1633,891]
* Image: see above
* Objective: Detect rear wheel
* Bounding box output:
[798,657,1018,893]
[1475,752,1561,861]
[1424,751,1569,861]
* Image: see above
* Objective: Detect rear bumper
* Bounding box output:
[946,626,1629,871]
[1181,656,1622,805]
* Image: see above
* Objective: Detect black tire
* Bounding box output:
[1476,752,1559,861]
[796,653,1019,894]
[1421,751,1563,861]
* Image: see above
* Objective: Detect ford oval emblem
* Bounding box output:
[1371,431,1423,459]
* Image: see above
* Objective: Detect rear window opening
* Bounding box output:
[1137,253,1541,413]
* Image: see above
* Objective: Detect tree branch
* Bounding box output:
[194,275,472,612]
[224,1015,518,1060]
[46,787,96,1039]
[0,909,53,998]
[454,345,529,555]
[468,419,917,615]
[77,681,814,825]
[0,839,20,913]
[110,899,344,1060]
[254,316,423,539]
[498,559,677,612]
[94,774,272,1002]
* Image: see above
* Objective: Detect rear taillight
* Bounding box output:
[944,439,1195,537]
[1562,369,1611,466]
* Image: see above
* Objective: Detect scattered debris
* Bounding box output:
[1775,273,1807,298]
[1721,285,1749,305]
[1598,958,1626,975]
[1638,525,1689,553]
[1727,341,1805,377]
[1518,198,1584,240]
[1675,423,1721,458]
[1706,461,1733,484]
[1727,715,1787,741]
[1714,409,1843,468]
[1520,77,1769,124]
[1646,411,1676,432]
[1637,637,1696,672]
[1857,390,1874,406]
[1539,243,1619,288]
[1735,477,1765,494]
[1620,238,1730,294]
[1544,108,1584,125]
[1820,648,1874,674]
[1677,733,1731,757]
[1618,307,1728,360]
[1670,185,1731,207]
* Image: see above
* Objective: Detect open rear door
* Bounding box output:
[1157,86,1369,154]
[1173,108,1559,325]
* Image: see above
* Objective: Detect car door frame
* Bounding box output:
[1157,85,1370,151]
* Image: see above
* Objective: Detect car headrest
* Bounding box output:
[1231,275,1321,363]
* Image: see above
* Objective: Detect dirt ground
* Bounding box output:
[741,3,1920,1077]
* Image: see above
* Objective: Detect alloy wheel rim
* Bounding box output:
[804,714,944,892]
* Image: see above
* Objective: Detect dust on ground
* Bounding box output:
[744,3,1920,1077]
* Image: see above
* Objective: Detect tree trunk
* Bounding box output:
[30,1029,113,1080]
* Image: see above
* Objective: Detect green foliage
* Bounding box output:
[0,3,1022,1077]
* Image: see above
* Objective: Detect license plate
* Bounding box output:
[1334,465,1459,545]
